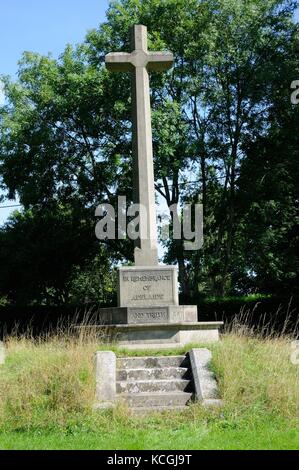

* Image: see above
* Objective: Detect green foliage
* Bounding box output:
[0,0,298,303]
[68,255,117,305]
[0,205,115,305]
[0,296,8,307]
[204,294,272,303]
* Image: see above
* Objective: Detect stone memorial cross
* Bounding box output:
[105,25,173,266]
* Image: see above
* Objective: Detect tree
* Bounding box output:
[0,0,298,303]
[0,43,133,304]
[0,204,116,305]
[236,54,299,295]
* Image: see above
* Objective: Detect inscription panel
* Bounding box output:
[169,308,184,323]
[128,308,168,324]
[118,267,178,307]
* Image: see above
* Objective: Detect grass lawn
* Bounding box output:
[0,330,298,450]
[0,414,298,450]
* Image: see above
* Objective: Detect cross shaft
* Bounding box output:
[105,25,173,266]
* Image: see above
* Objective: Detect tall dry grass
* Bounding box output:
[0,308,298,432]
[0,325,106,431]
[211,307,299,420]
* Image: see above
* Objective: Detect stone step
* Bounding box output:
[117,367,190,381]
[117,355,188,369]
[131,405,189,415]
[120,392,193,408]
[117,379,191,394]
[119,343,186,351]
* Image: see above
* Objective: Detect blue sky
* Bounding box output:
[0,0,109,78]
[0,0,110,224]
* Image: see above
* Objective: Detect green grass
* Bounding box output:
[0,331,298,450]
[0,410,297,450]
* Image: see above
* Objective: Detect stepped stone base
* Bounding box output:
[93,265,223,349]
[94,350,222,412]
[120,392,193,409]
[99,305,197,325]
[116,355,193,411]
[104,321,223,348]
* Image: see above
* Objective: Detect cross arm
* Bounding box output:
[147,52,174,72]
[105,52,133,72]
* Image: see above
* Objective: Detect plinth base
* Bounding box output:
[86,305,224,349]
[97,321,223,349]
[98,305,198,325]
[109,322,222,349]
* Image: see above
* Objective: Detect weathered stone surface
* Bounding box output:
[115,354,194,411]
[95,348,222,412]
[117,355,188,369]
[99,305,197,325]
[98,307,127,325]
[118,266,179,307]
[116,366,189,381]
[189,348,222,406]
[179,328,220,345]
[104,322,223,348]
[118,343,183,350]
[122,392,193,408]
[132,405,187,414]
[202,399,223,407]
[128,308,169,324]
[106,25,173,266]
[98,26,224,351]
[117,378,191,394]
[95,351,116,408]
